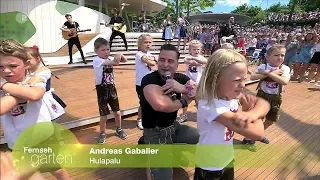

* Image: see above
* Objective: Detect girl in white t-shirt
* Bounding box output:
[25,46,66,120]
[135,34,157,130]
[0,39,71,180]
[181,40,207,123]
[194,49,269,180]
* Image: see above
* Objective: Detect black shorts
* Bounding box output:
[309,52,320,64]
[136,85,141,99]
[96,84,120,116]
[257,90,282,122]
[193,160,234,180]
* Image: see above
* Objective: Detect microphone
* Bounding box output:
[164,71,177,100]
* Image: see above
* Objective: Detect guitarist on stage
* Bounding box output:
[61,14,87,64]
[218,16,237,44]
[107,8,128,51]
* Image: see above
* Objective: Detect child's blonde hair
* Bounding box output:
[196,49,247,105]
[266,44,286,56]
[220,43,234,49]
[189,40,203,49]
[137,34,152,51]
[0,39,29,63]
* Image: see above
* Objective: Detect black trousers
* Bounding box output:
[109,30,128,51]
[68,37,85,62]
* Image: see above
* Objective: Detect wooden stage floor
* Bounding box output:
[1,64,320,180]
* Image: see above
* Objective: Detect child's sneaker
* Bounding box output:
[97,132,106,144]
[314,82,320,87]
[136,119,144,130]
[258,137,270,144]
[242,139,257,152]
[116,128,128,139]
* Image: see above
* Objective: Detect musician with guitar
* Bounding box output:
[61,14,87,64]
[218,16,237,45]
[105,8,128,51]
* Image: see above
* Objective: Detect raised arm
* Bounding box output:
[250,65,269,81]
[0,82,45,101]
[193,55,207,64]
[141,55,157,66]
[143,84,184,113]
[266,69,290,85]
[184,57,202,66]
[215,111,265,140]
[239,93,270,117]
[0,96,21,115]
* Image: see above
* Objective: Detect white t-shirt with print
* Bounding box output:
[29,68,65,120]
[185,55,204,84]
[93,56,115,85]
[0,80,54,149]
[196,98,239,171]
[135,51,154,86]
[255,64,290,94]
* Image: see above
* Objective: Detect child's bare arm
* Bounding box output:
[102,59,119,66]
[193,55,207,64]
[26,77,45,85]
[184,57,202,66]
[141,55,157,66]
[215,112,265,140]
[266,69,290,85]
[0,82,45,101]
[0,96,22,115]
[250,70,268,80]
[239,93,270,118]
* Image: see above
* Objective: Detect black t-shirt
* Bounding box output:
[63,21,79,29]
[140,71,190,128]
[219,24,236,38]
[109,16,124,25]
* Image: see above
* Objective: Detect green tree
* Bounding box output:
[154,0,216,25]
[265,3,290,14]
[231,4,266,24]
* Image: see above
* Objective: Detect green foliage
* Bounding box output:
[231,4,266,24]
[290,0,320,12]
[154,0,215,25]
[265,3,290,14]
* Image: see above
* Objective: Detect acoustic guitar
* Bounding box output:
[100,23,127,33]
[62,28,91,40]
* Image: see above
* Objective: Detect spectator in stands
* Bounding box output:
[295,26,319,83]
[162,14,173,44]
[174,13,188,54]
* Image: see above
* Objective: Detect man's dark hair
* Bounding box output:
[65,14,72,18]
[94,37,109,49]
[160,44,180,60]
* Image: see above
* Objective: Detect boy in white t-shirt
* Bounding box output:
[247,44,290,151]
[180,40,207,122]
[93,37,128,144]
[135,34,157,130]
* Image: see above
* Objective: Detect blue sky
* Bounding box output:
[204,0,290,13]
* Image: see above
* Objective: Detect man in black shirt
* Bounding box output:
[106,8,128,51]
[218,16,237,44]
[140,44,199,180]
[61,14,86,64]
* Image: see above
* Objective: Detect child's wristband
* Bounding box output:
[184,81,196,97]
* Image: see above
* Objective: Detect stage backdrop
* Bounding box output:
[0,0,110,53]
